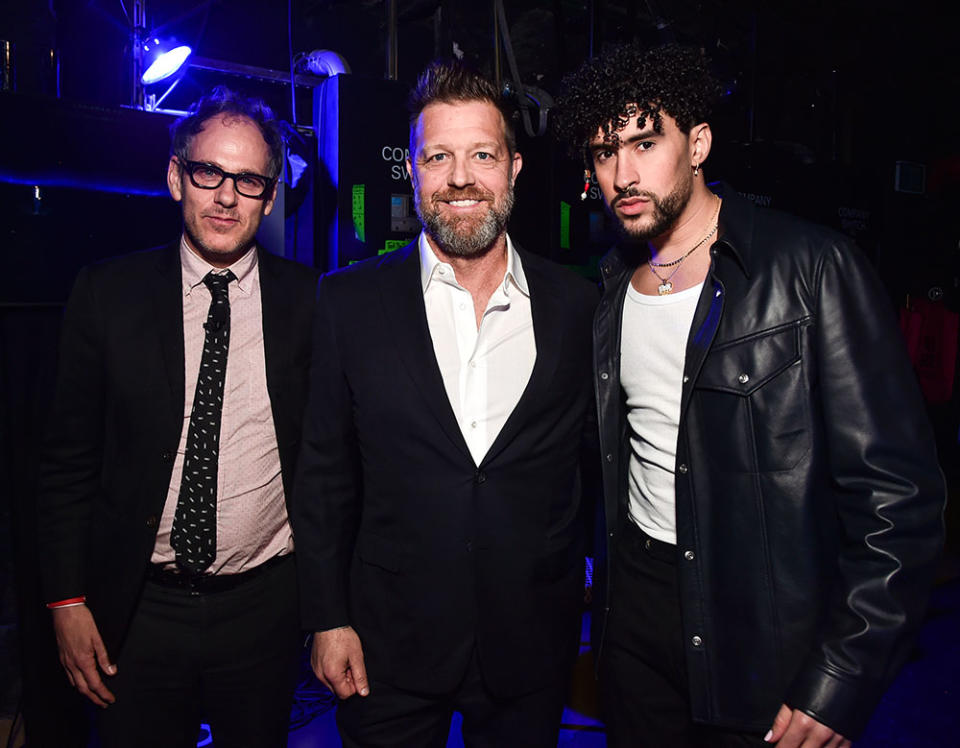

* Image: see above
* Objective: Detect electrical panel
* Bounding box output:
[314,74,419,269]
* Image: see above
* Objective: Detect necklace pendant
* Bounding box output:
[658,281,673,295]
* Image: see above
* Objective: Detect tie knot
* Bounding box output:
[203,270,235,299]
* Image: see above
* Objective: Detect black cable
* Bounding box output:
[288,0,297,126]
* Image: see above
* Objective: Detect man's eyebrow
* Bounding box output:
[589,128,659,151]
[418,140,504,156]
[622,129,658,144]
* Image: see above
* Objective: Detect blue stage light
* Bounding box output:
[142,41,192,85]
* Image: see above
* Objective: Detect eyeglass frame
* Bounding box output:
[174,157,278,199]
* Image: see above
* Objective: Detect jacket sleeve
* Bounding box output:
[37,267,106,603]
[290,272,362,632]
[783,238,946,738]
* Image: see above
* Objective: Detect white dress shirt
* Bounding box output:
[419,233,536,465]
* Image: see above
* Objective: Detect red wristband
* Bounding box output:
[46,596,86,609]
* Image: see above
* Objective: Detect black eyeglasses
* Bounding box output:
[176,158,276,199]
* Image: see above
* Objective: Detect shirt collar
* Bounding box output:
[180,237,258,296]
[418,232,530,298]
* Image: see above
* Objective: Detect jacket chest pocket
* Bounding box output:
[692,321,810,472]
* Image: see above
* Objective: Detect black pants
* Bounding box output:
[599,521,767,748]
[336,645,569,748]
[96,556,302,748]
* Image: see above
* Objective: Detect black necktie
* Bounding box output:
[171,270,236,573]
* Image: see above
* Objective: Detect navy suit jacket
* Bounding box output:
[38,243,319,657]
[293,240,598,698]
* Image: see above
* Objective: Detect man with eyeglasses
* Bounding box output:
[37,87,318,747]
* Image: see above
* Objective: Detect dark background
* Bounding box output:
[1,1,957,745]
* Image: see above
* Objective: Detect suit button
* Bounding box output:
[678,464,688,474]
[145,515,158,528]
[738,373,750,384]
[474,471,486,485]
[691,635,703,647]
[606,454,614,462]
[684,550,695,561]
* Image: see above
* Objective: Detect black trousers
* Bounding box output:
[96,555,302,748]
[336,644,570,748]
[599,521,767,748]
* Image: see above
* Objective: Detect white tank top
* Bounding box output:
[619,280,703,544]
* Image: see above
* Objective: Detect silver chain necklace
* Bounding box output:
[648,197,721,295]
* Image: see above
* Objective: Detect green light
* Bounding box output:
[352,185,365,242]
[378,239,407,255]
[559,201,571,250]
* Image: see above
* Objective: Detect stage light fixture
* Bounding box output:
[141,37,192,85]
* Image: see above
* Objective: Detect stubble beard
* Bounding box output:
[414,179,515,259]
[612,167,693,243]
[181,173,261,265]
[183,210,259,266]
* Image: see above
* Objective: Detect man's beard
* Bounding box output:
[611,168,693,242]
[414,182,515,258]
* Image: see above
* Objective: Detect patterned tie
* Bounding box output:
[171,270,236,573]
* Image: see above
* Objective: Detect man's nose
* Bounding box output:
[613,155,638,193]
[447,157,475,188]
[214,177,240,206]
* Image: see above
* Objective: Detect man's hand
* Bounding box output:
[311,626,370,699]
[51,605,117,707]
[766,704,851,747]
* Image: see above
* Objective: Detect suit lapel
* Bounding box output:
[258,249,289,398]
[377,243,473,462]
[481,249,564,467]
[152,244,186,418]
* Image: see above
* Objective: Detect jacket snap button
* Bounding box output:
[678,463,688,474]
[644,539,651,550]
[606,454,614,462]
[684,550,695,561]
[682,375,689,383]
[691,635,703,647]
[738,373,750,384]
[600,371,609,380]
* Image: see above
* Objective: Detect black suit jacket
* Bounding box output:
[37,243,319,657]
[293,241,597,698]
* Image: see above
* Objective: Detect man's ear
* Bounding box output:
[262,178,279,217]
[167,158,183,202]
[510,151,523,181]
[690,123,713,167]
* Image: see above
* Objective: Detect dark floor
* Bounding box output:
[280,575,960,747]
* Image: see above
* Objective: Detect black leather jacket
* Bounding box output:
[593,186,945,738]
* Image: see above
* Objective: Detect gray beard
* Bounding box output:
[613,169,692,242]
[415,185,515,258]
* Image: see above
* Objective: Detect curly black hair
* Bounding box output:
[553,43,721,163]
